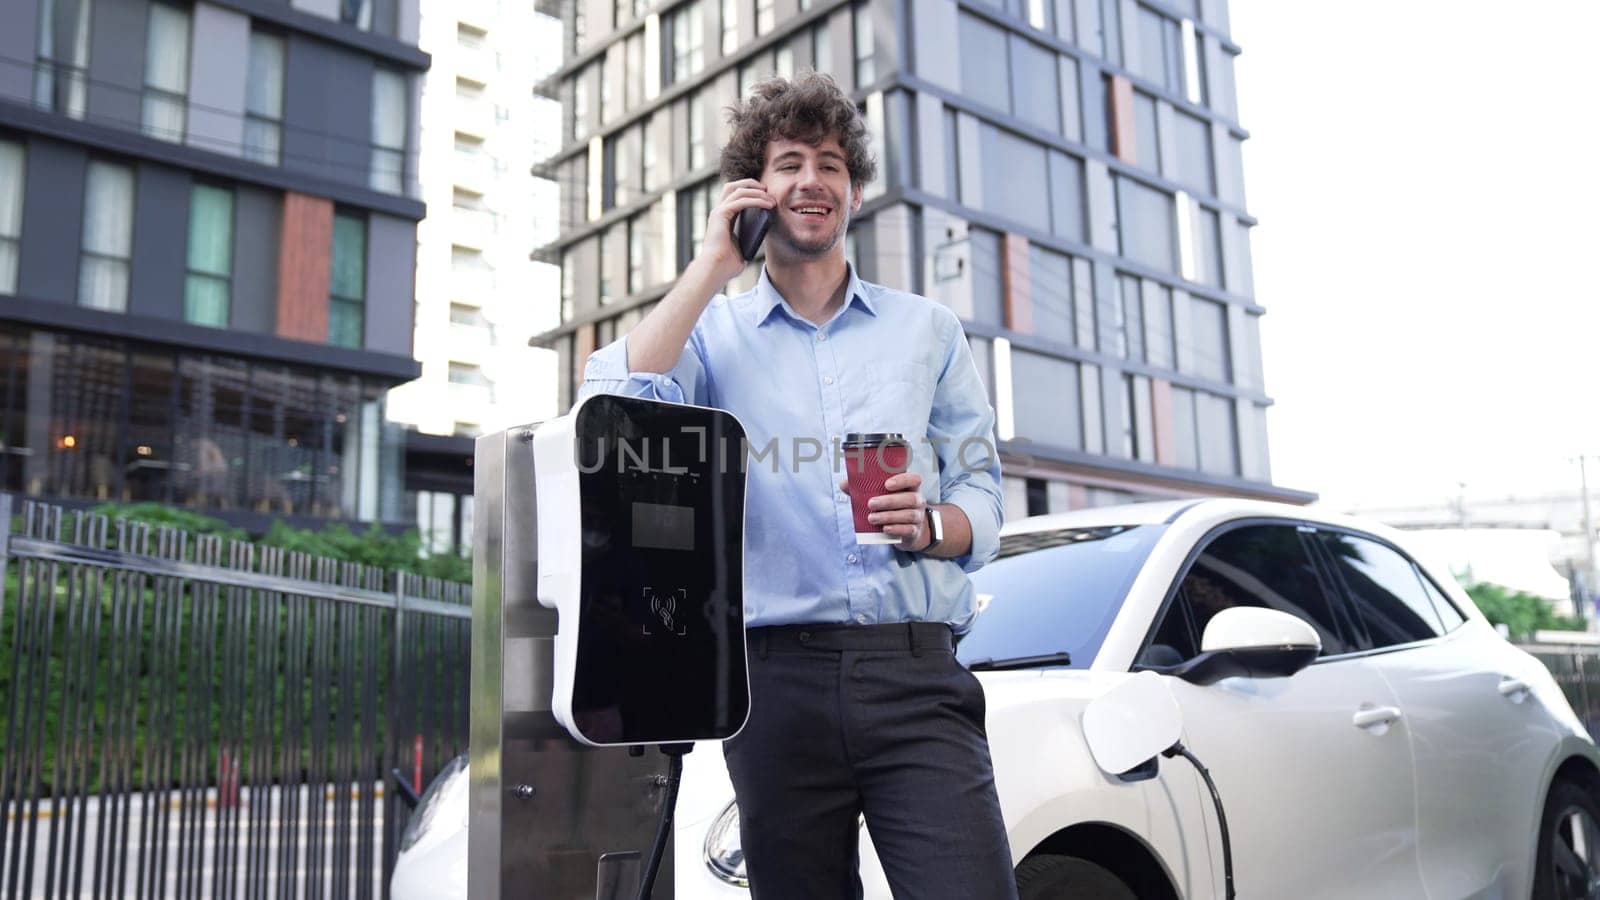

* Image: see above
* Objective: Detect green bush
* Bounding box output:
[1464,582,1585,639]
[89,502,471,583]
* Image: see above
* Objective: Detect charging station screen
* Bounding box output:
[632,501,695,551]
[571,395,749,744]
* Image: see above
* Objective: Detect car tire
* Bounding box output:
[1014,854,1136,900]
[1533,778,1600,900]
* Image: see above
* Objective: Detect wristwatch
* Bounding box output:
[922,506,944,552]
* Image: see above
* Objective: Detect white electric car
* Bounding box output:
[392,498,1600,899]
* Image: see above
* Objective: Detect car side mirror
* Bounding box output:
[1083,671,1183,777]
[1159,607,1321,685]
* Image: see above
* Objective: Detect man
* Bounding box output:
[578,73,1014,898]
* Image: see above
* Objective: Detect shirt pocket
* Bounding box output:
[847,361,937,471]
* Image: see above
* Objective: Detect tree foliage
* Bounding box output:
[1464,582,1584,639]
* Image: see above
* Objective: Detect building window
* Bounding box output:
[341,0,373,30]
[853,0,875,86]
[1097,0,1121,66]
[677,180,712,270]
[667,2,704,86]
[599,223,625,304]
[1188,296,1231,383]
[1114,175,1177,273]
[370,69,407,194]
[627,213,645,293]
[624,33,644,110]
[811,20,831,71]
[142,4,191,143]
[78,161,135,312]
[572,0,586,53]
[1010,349,1082,450]
[720,0,737,55]
[245,31,285,165]
[0,141,22,295]
[687,91,705,168]
[1114,273,1143,361]
[448,362,488,386]
[184,184,233,327]
[755,0,775,35]
[573,73,589,141]
[329,212,366,348]
[34,0,91,119]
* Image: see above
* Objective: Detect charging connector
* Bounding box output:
[636,743,694,900]
[1163,742,1235,900]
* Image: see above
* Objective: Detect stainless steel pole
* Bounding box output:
[469,427,676,899]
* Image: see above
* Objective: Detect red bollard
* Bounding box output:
[413,734,424,795]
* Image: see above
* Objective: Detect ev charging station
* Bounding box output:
[469,394,751,899]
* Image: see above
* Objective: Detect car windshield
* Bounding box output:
[956,525,1167,669]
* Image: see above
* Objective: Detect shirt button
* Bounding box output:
[816,332,827,342]
[855,613,869,624]
[823,375,834,385]
[846,553,858,564]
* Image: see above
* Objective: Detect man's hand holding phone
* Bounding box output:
[701,179,777,283]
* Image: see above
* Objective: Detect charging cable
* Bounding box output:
[636,743,694,900]
[1162,742,1235,900]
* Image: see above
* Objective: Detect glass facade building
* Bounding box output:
[537,0,1312,514]
[0,0,429,528]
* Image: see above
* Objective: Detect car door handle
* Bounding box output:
[1499,677,1531,702]
[1352,706,1402,730]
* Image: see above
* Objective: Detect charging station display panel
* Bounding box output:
[570,395,750,745]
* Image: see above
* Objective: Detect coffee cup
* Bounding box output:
[842,432,910,545]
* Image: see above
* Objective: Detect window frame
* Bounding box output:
[78,158,137,312]
[142,2,193,143]
[0,139,23,296]
[1134,518,1369,672]
[1308,526,1468,652]
[244,29,286,165]
[370,68,409,194]
[328,209,367,348]
[184,181,235,327]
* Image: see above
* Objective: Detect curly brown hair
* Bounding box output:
[718,73,878,187]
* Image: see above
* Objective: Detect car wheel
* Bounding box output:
[1534,779,1600,900]
[1014,855,1136,900]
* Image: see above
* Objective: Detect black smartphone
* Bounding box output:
[733,208,773,262]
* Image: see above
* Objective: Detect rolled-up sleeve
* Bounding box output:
[928,314,1004,573]
[577,329,710,407]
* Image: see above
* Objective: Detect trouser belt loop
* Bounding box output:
[908,622,922,657]
[756,629,769,659]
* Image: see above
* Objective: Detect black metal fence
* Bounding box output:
[1522,644,1600,740]
[0,495,472,899]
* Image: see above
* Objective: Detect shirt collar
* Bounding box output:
[752,262,877,327]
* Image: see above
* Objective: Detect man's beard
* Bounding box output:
[771,208,849,258]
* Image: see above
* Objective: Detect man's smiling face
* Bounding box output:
[759,135,863,259]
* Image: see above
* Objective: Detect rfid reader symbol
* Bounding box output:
[643,588,688,636]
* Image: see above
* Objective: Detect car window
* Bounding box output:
[1139,589,1198,667]
[958,525,1168,669]
[1319,532,1443,648]
[1416,569,1466,632]
[1177,524,1355,657]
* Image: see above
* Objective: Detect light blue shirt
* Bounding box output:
[578,264,1004,631]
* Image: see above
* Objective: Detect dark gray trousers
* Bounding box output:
[722,623,1019,899]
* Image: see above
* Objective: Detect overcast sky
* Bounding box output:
[1228,1,1600,511]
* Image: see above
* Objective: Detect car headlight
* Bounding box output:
[400,754,469,853]
[703,800,748,887]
